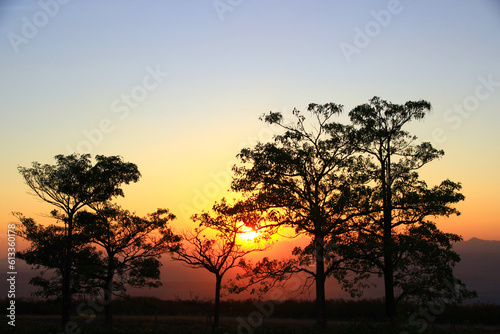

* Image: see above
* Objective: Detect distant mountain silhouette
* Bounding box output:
[2,237,499,304]
[453,237,500,304]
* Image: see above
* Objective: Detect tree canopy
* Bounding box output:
[14,99,475,330]
[74,204,180,328]
[229,98,474,324]
[231,104,373,327]
[17,154,141,326]
[337,97,474,317]
[170,200,272,329]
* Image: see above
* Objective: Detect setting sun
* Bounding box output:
[238,225,261,243]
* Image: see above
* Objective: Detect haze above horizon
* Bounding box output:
[1,0,499,250]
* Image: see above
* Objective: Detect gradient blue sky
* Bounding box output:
[1,0,500,250]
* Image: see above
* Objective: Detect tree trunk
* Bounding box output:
[383,220,396,318]
[315,234,327,328]
[213,274,222,330]
[61,215,73,327]
[104,272,114,329]
[382,148,396,319]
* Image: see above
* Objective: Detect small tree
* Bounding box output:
[17,154,140,326]
[74,204,180,328]
[170,200,271,329]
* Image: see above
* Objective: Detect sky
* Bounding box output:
[1,0,500,299]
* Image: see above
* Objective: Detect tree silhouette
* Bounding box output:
[74,204,180,328]
[342,97,475,317]
[17,154,140,326]
[15,213,102,299]
[170,200,271,330]
[230,104,371,328]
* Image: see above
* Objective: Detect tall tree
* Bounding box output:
[170,200,271,330]
[345,97,474,317]
[17,154,140,326]
[231,104,370,327]
[74,204,180,328]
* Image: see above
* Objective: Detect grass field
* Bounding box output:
[3,298,500,333]
[4,314,500,334]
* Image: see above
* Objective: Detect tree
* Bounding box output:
[17,154,140,326]
[74,204,180,328]
[170,200,271,329]
[230,104,371,327]
[344,97,474,317]
[15,213,103,299]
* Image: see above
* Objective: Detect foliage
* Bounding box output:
[75,204,180,291]
[230,104,372,326]
[13,100,477,329]
[16,203,179,329]
[16,153,141,326]
[338,97,475,316]
[229,98,475,323]
[71,204,180,328]
[17,154,141,215]
[170,199,272,329]
[15,213,103,299]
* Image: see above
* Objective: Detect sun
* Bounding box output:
[238,225,261,242]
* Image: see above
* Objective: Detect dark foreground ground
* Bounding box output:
[4,315,500,334]
[3,297,500,333]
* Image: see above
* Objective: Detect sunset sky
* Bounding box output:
[1,1,500,299]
